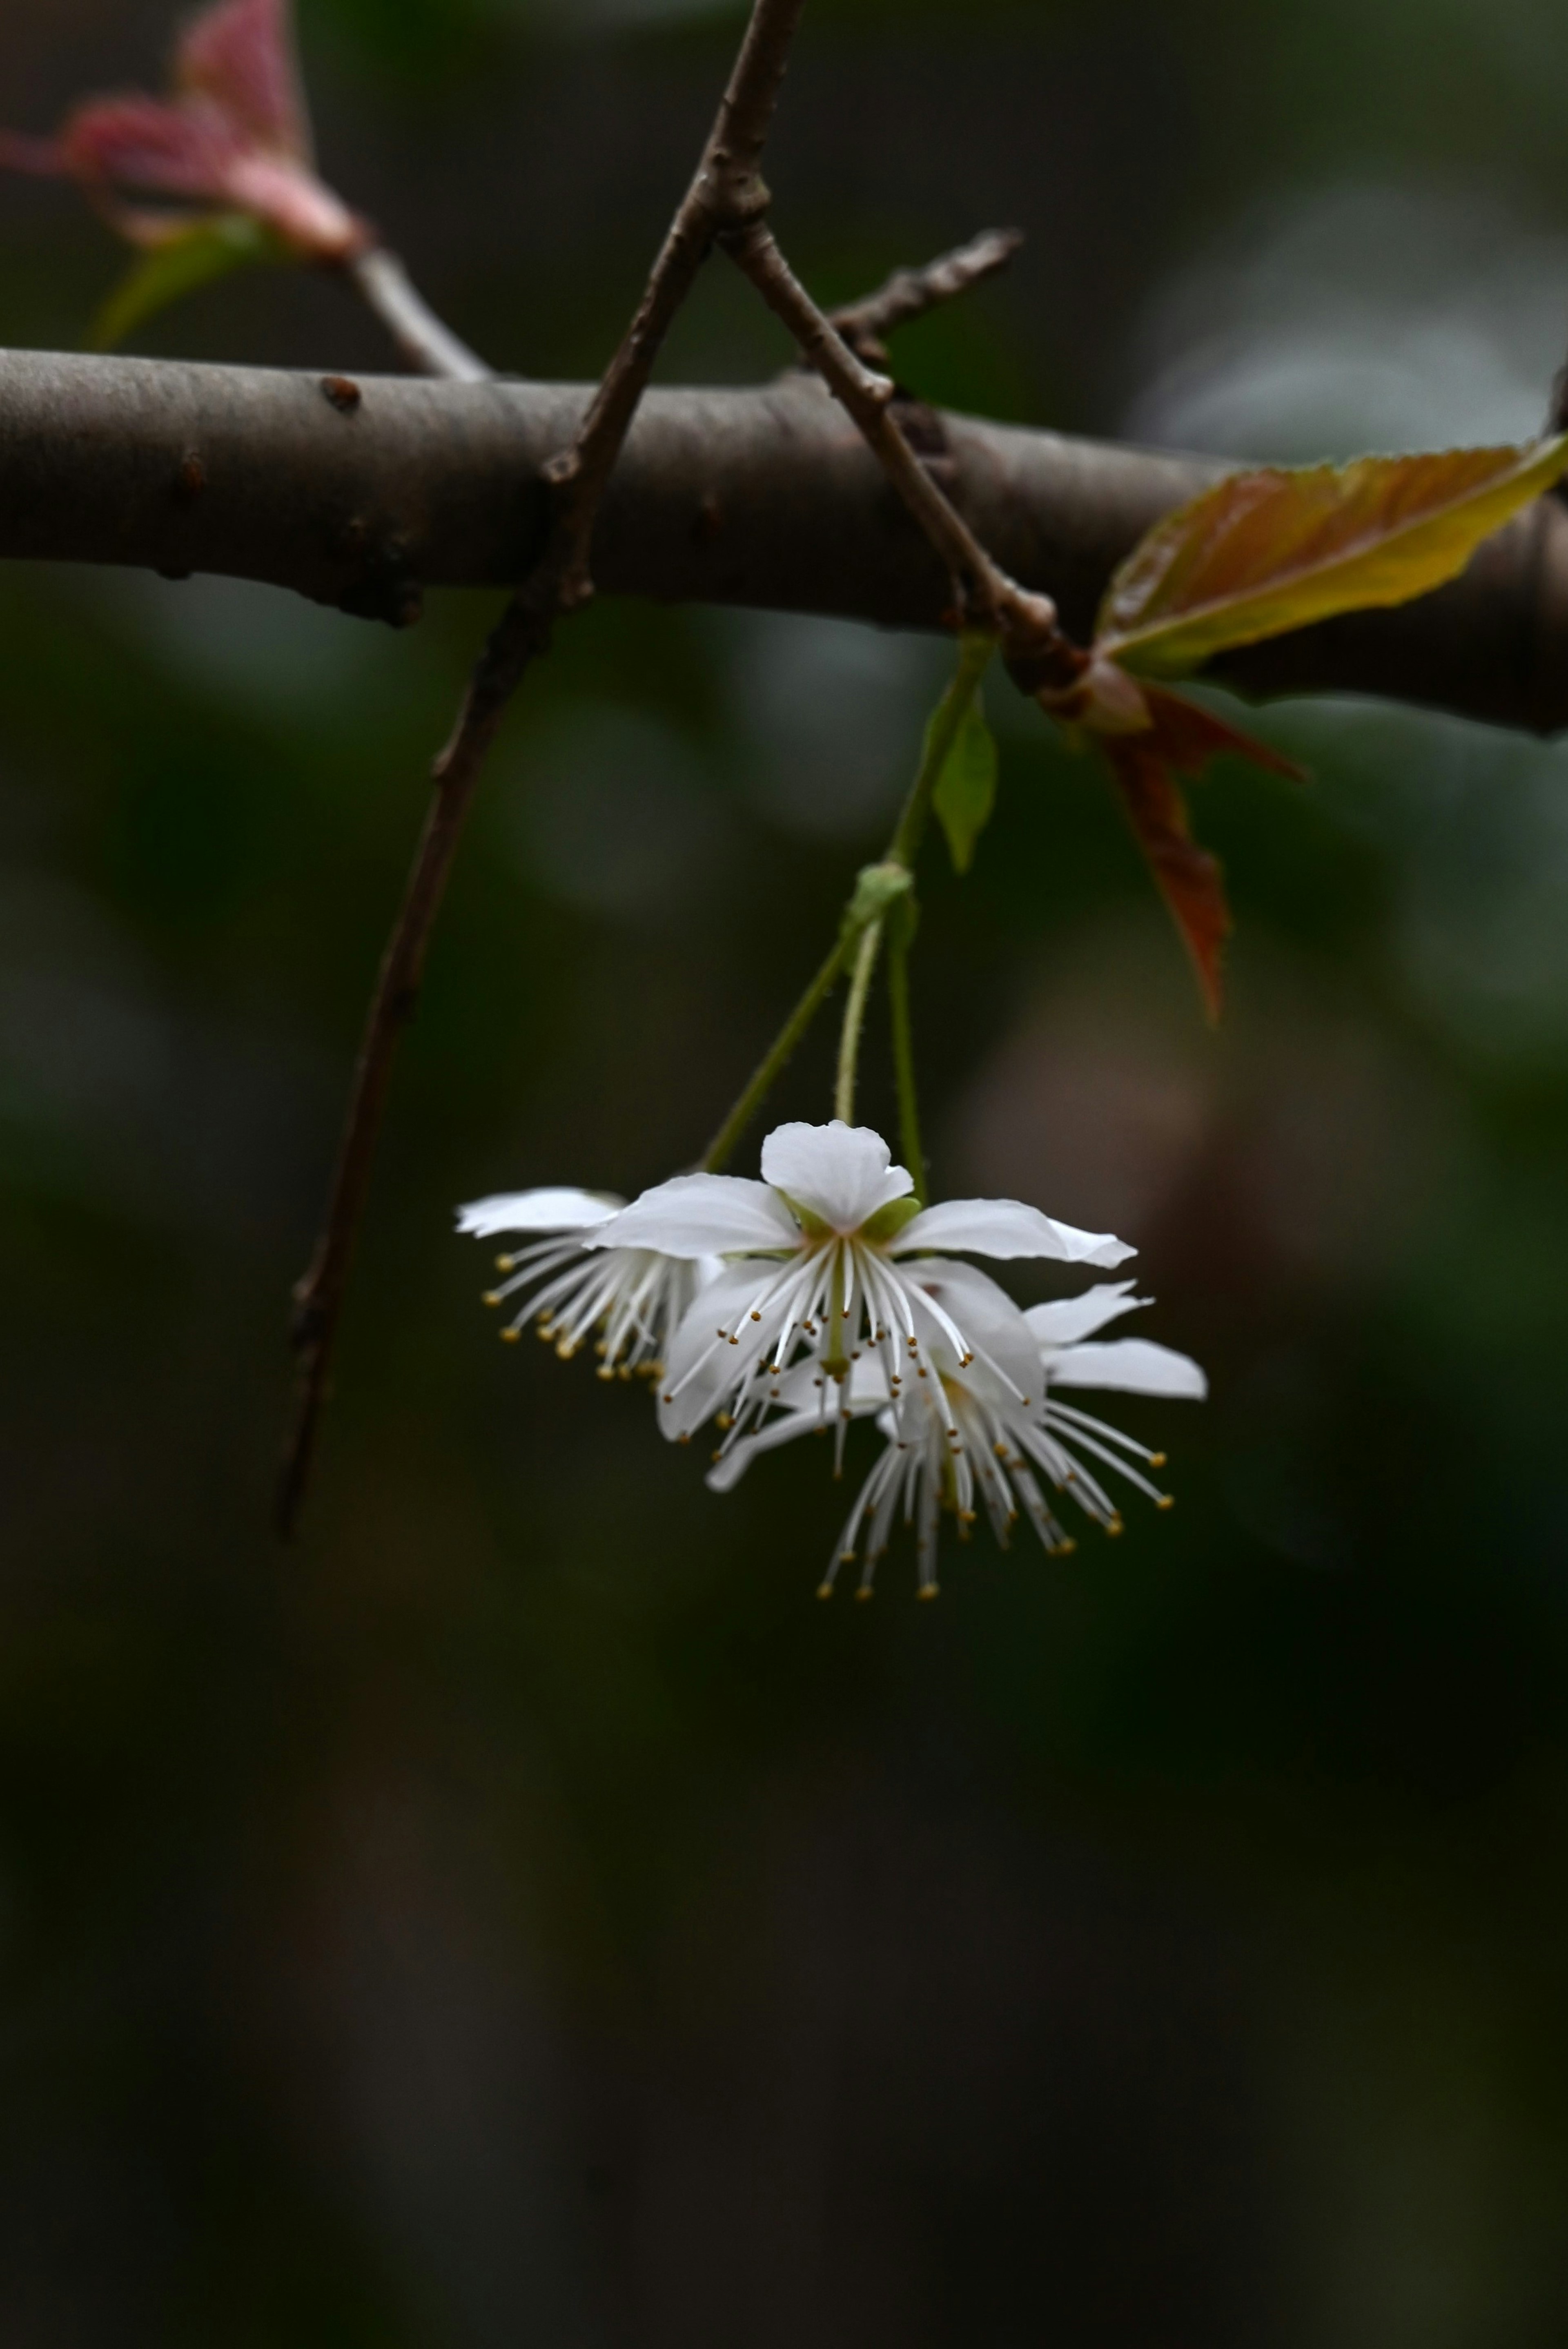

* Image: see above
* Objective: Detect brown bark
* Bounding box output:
[0,350,1565,733]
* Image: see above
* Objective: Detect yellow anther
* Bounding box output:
[716,1412,733,1431]
[482,1291,502,1308]
[597,1366,616,1382]
[917,1585,940,1602]
[855,1586,875,1603]
[1106,1517,1124,1537]
[495,1255,516,1273]
[1150,1452,1167,1469]
[751,1310,762,1322]
[500,1328,521,1344]
[817,1582,835,1601]
[1156,1495,1174,1512]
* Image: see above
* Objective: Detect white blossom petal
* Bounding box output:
[1024,1283,1148,1347]
[760,1120,913,1232]
[657,1260,780,1440]
[1046,1338,1207,1398]
[588,1172,798,1258]
[456,1186,623,1237]
[890,1197,1134,1268]
[904,1259,1044,1403]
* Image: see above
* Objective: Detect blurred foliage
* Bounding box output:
[4,0,1568,2343]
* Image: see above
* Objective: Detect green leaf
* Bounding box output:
[94,212,283,350]
[931,691,998,874]
[1095,438,1568,680]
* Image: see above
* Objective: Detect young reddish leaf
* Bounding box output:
[1102,734,1231,1020]
[60,94,240,209]
[177,0,310,161]
[1097,439,1568,680]
[0,0,362,272]
[1084,685,1303,1018]
[1138,682,1306,786]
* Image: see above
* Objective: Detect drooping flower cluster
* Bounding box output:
[460,1120,1204,1595]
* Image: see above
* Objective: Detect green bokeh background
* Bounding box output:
[4,1,1568,2341]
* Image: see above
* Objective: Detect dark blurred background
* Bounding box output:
[4,0,1568,2341]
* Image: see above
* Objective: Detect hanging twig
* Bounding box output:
[827,227,1024,365]
[276,0,812,1538]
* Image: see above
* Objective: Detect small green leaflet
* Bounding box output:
[919,634,999,875]
[95,212,283,350]
[932,693,998,873]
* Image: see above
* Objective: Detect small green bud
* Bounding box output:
[843,860,913,937]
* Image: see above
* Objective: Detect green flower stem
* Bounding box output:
[885,922,927,1205]
[886,632,996,870]
[701,933,849,1172]
[834,916,884,1125]
[699,636,996,1171]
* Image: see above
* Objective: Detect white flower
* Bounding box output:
[708,1269,1205,1599]
[457,1185,716,1380]
[583,1119,1132,1450]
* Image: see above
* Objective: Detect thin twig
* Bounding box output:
[278,0,812,1538]
[344,247,494,383]
[828,227,1023,365]
[724,220,1071,674]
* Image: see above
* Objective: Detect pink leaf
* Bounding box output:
[1061,681,1304,1018]
[0,0,361,262]
[177,0,310,161]
[60,94,240,205]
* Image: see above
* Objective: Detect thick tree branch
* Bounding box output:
[275,0,808,1537]
[4,353,1566,733]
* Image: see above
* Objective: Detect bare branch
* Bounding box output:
[276,0,810,1538]
[1,354,1564,731]
[828,227,1024,363]
[342,247,493,383]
